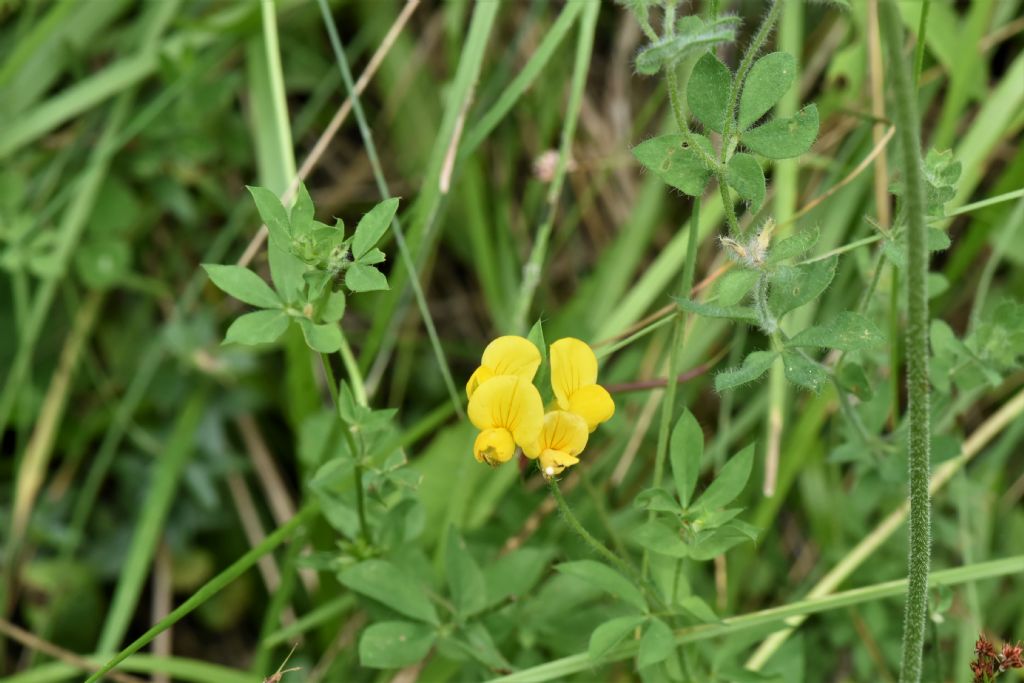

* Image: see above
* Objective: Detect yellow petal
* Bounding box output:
[465,365,494,399]
[481,336,541,382]
[474,428,516,465]
[539,448,580,477]
[467,376,544,447]
[568,384,615,431]
[531,410,588,457]
[550,337,598,410]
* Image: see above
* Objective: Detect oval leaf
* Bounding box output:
[632,134,714,196]
[352,197,399,260]
[633,520,689,558]
[202,264,281,309]
[694,443,754,511]
[714,350,776,392]
[725,153,766,212]
[588,615,646,660]
[346,263,389,293]
[740,104,819,159]
[359,621,436,669]
[298,318,342,353]
[638,618,675,668]
[782,349,828,392]
[224,310,289,346]
[339,559,439,624]
[738,52,797,130]
[767,255,837,318]
[670,409,703,508]
[558,560,647,612]
[786,312,884,352]
[687,52,732,133]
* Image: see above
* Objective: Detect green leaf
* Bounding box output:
[223,310,289,346]
[638,618,675,668]
[837,362,874,401]
[767,255,837,317]
[633,520,688,558]
[359,247,387,265]
[359,621,436,668]
[76,241,130,289]
[670,409,703,508]
[483,547,552,608]
[675,297,759,324]
[725,153,766,211]
[738,52,797,130]
[714,351,776,391]
[694,443,754,510]
[446,530,487,617]
[247,185,291,245]
[298,318,342,354]
[345,263,389,292]
[339,559,439,624]
[290,183,315,233]
[202,264,281,309]
[676,595,719,623]
[634,15,740,76]
[687,52,732,133]
[632,134,714,196]
[740,104,819,159]
[588,615,646,660]
[320,290,346,323]
[267,242,307,304]
[768,227,820,264]
[786,312,884,352]
[634,487,682,513]
[557,560,647,612]
[714,268,761,306]
[352,197,399,260]
[689,524,755,560]
[782,349,827,392]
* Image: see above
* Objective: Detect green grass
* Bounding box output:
[2,1,1024,682]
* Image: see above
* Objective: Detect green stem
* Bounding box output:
[880,3,932,681]
[512,0,598,332]
[548,479,652,602]
[314,0,465,419]
[320,354,371,544]
[913,0,931,87]
[85,505,319,683]
[645,197,701,574]
[337,328,367,407]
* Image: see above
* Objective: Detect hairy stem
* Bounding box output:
[880,3,932,681]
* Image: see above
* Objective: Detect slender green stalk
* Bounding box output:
[880,3,932,680]
[913,0,932,86]
[511,0,598,332]
[645,198,701,576]
[320,354,370,544]
[548,480,646,594]
[315,0,464,419]
[85,505,319,683]
[493,555,1024,683]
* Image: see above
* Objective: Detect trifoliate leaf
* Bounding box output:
[725,153,766,211]
[632,133,715,196]
[688,52,732,133]
[740,104,819,159]
[738,52,797,130]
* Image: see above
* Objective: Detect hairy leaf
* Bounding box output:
[633,134,714,196]
[725,153,766,211]
[786,312,884,352]
[688,51,732,132]
[738,52,797,130]
[715,351,776,391]
[741,104,819,159]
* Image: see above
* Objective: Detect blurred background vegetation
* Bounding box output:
[1,0,1023,681]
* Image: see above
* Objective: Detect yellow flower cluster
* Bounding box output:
[466,336,614,477]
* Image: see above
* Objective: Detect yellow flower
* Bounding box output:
[550,337,615,431]
[465,335,542,399]
[524,410,589,477]
[468,375,544,466]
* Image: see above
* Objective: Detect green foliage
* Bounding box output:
[738,52,797,130]
[359,621,437,668]
[339,559,439,625]
[557,560,647,612]
[740,104,820,159]
[634,16,741,76]
[633,133,715,196]
[715,350,776,391]
[688,52,732,133]
[725,153,766,212]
